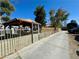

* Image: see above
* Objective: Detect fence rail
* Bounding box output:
[0,28,54,58]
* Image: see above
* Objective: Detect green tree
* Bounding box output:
[0,0,15,21]
[2,16,10,21]
[34,6,46,26]
[49,8,69,31]
[71,20,77,24]
[56,9,69,26]
[67,20,78,33]
[49,9,55,26]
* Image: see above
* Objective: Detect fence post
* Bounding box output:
[3,29,6,56]
[1,30,3,57]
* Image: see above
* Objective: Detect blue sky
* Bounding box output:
[10,0,79,24]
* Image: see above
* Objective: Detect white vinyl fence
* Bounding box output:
[0,28,53,58]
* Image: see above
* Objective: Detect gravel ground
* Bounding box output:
[68,34,79,59]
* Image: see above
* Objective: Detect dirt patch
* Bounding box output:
[68,34,79,59]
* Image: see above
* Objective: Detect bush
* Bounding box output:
[67,20,78,33]
[75,36,79,42]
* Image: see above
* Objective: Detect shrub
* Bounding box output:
[67,20,78,33]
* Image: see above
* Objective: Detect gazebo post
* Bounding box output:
[38,24,40,40]
[9,25,12,38]
[31,22,33,43]
[19,25,22,49]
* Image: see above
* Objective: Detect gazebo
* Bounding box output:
[3,18,41,43]
[3,18,40,26]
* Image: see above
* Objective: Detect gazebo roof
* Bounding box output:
[3,18,40,26]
